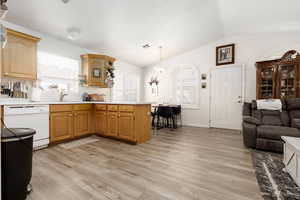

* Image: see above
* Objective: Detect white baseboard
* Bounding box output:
[183,123,210,128]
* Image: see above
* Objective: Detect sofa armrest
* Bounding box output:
[242,122,257,148]
[243,116,261,125]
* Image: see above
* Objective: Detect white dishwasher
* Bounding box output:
[4,105,50,149]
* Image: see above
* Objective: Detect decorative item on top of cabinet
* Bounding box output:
[2,28,40,80]
[256,50,300,99]
[81,54,116,88]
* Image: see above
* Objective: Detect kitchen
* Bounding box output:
[1,0,293,200]
[0,9,151,200]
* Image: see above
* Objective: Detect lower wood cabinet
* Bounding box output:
[50,112,73,142]
[107,111,119,137]
[95,104,151,143]
[50,104,92,143]
[50,104,151,144]
[74,110,90,137]
[118,112,135,141]
[95,110,107,135]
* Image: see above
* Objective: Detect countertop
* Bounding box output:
[0,100,152,106]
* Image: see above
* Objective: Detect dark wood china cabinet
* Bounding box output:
[256,50,300,99]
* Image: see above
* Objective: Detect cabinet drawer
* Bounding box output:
[73,104,93,111]
[107,105,118,111]
[119,105,135,112]
[50,105,73,112]
[95,104,107,111]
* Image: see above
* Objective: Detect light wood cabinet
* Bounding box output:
[81,54,116,88]
[50,112,73,142]
[74,111,90,137]
[118,111,135,141]
[95,110,107,135]
[107,111,119,137]
[50,104,151,144]
[50,104,92,143]
[2,29,40,80]
[94,104,151,143]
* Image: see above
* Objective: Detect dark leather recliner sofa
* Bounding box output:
[242,98,300,153]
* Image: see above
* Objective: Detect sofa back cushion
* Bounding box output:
[243,102,252,116]
[261,110,283,126]
[250,99,290,126]
[289,110,300,128]
[286,98,300,110]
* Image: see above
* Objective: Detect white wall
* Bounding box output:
[0,21,142,101]
[143,31,300,127]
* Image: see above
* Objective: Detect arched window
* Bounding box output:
[171,66,200,108]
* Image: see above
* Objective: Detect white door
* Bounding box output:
[210,66,243,130]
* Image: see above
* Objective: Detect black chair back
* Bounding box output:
[157,106,173,118]
[172,105,181,115]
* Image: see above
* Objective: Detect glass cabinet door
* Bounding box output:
[259,67,275,99]
[278,64,297,98]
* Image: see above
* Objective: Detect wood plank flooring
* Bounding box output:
[28,127,262,200]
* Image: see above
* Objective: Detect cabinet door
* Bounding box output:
[50,112,73,142]
[3,31,38,80]
[74,111,90,137]
[257,65,277,99]
[118,112,135,141]
[107,111,118,137]
[95,111,107,135]
[278,64,297,99]
[88,58,107,87]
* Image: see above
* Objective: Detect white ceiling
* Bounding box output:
[5,0,300,67]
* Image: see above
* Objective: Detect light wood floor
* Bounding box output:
[28,127,262,200]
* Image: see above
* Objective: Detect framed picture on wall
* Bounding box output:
[216,44,235,66]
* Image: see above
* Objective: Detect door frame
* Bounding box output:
[209,64,246,129]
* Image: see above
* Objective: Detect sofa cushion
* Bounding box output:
[281,111,290,126]
[257,125,300,140]
[243,116,261,125]
[243,102,252,116]
[291,118,300,129]
[262,115,282,126]
[289,110,300,128]
[286,98,300,110]
[256,138,283,153]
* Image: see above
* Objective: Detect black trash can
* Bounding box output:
[1,128,36,200]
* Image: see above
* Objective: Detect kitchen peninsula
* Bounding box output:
[1,102,151,145]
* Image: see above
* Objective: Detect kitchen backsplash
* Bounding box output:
[0,78,111,102]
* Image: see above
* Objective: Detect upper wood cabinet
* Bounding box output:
[81,54,116,87]
[2,29,40,80]
[256,50,300,99]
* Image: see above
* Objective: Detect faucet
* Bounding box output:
[59,90,68,101]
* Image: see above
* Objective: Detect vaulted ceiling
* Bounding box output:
[5,0,300,67]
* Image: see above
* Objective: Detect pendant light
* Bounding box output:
[155,46,165,73]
